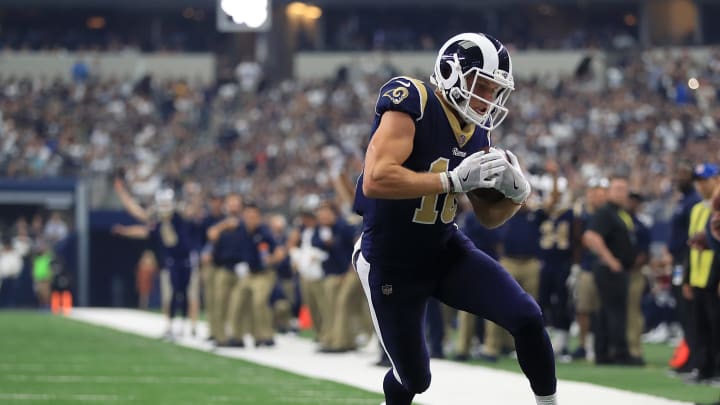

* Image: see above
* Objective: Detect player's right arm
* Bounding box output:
[363,78,506,199]
[111,224,150,239]
[206,217,239,243]
[113,177,151,223]
[582,229,622,272]
[362,111,445,199]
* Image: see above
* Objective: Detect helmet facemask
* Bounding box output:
[454,68,513,131]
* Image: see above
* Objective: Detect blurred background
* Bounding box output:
[0,1,719,399]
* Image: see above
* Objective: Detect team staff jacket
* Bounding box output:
[238,223,277,273]
[212,222,246,270]
[311,218,357,276]
[353,76,491,267]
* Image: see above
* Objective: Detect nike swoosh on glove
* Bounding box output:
[447,149,507,193]
[490,148,531,204]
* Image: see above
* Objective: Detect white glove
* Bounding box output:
[567,264,581,289]
[445,149,507,193]
[319,227,332,242]
[491,149,531,203]
[234,262,249,279]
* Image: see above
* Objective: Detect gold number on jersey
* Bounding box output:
[540,220,570,250]
[413,158,457,225]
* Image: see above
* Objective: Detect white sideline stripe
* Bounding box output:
[69,308,692,405]
[0,393,129,401]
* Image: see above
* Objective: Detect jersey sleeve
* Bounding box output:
[375,76,429,121]
[264,227,278,252]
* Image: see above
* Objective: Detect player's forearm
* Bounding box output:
[270,246,287,266]
[331,172,356,206]
[116,226,150,239]
[207,222,228,242]
[363,164,444,199]
[469,196,521,229]
[117,190,150,223]
[582,231,616,267]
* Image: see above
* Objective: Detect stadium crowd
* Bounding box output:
[0,6,637,53]
[1,46,720,385]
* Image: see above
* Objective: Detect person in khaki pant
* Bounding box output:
[199,193,226,341]
[567,177,607,361]
[479,206,542,361]
[483,257,542,358]
[230,202,283,346]
[321,266,374,352]
[313,202,359,352]
[266,214,297,333]
[454,206,501,360]
[626,192,651,361]
[289,210,329,343]
[206,193,244,346]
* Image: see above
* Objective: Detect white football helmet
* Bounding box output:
[431,33,515,131]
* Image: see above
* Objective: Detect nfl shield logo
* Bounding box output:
[381,284,393,295]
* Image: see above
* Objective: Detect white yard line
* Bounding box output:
[69,308,691,405]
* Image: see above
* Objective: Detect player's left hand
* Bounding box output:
[490,148,531,204]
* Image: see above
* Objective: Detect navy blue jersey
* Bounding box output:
[274,233,293,279]
[200,213,225,248]
[242,224,277,272]
[460,212,501,260]
[149,213,193,268]
[668,189,701,263]
[312,217,357,275]
[575,203,601,271]
[633,215,651,258]
[212,221,246,269]
[353,76,491,266]
[538,208,574,264]
[498,209,542,258]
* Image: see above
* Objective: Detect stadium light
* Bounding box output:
[286,2,322,20]
[217,0,272,32]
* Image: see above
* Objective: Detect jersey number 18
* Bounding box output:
[413,158,457,224]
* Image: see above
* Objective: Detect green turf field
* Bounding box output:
[0,311,384,404]
[1,311,718,405]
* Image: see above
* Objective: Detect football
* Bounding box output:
[466,147,509,203]
[467,187,507,203]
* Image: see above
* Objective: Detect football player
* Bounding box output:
[112,179,196,339]
[568,177,608,361]
[537,161,575,359]
[353,33,557,405]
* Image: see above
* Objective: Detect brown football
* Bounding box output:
[467,187,507,203]
[466,146,508,203]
